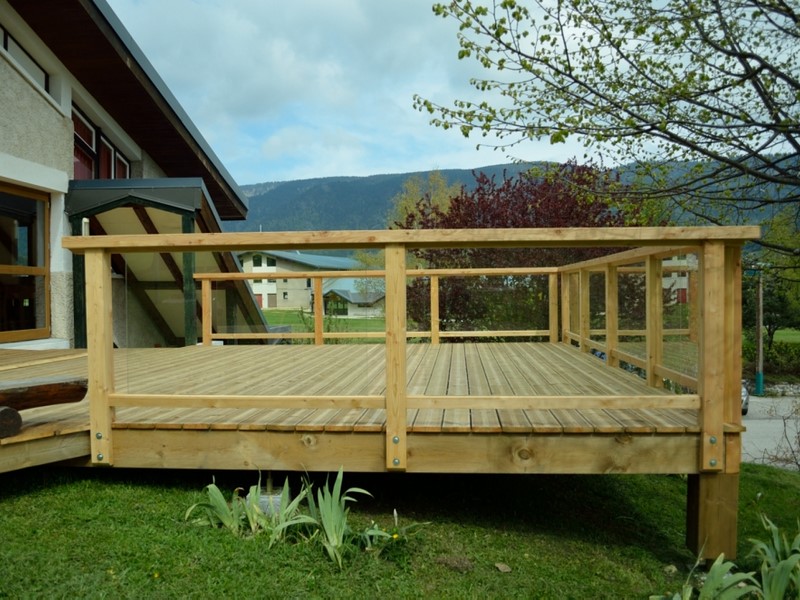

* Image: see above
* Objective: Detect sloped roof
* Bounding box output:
[325,289,385,306]
[250,250,361,271]
[8,0,248,220]
[321,277,384,305]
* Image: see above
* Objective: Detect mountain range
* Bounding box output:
[229,163,537,232]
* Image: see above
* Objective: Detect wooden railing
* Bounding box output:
[63,226,758,473]
[195,267,560,345]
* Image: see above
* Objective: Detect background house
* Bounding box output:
[0,0,267,348]
[322,278,385,317]
[239,250,363,310]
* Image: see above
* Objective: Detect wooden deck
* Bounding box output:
[0,343,728,475]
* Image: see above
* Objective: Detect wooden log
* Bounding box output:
[0,406,22,438]
[0,376,88,411]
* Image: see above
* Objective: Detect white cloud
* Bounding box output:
[106,0,580,183]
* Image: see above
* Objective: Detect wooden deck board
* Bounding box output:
[0,343,700,451]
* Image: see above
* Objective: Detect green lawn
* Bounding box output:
[775,328,800,344]
[1,464,797,598]
[265,309,385,333]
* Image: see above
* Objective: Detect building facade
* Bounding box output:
[1,0,264,349]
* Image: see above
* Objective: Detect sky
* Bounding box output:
[105,0,581,185]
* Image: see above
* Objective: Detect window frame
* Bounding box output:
[0,182,50,343]
[72,106,131,180]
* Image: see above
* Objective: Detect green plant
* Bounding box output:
[264,480,318,549]
[749,512,800,598]
[185,474,316,544]
[360,509,429,564]
[306,467,371,568]
[650,553,758,600]
[184,478,247,536]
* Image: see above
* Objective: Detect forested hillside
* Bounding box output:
[228,163,538,232]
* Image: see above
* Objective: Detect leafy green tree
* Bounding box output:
[353,171,461,287]
[415,0,800,258]
[743,268,800,350]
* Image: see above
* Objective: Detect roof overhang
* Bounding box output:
[9,0,248,220]
[66,178,219,220]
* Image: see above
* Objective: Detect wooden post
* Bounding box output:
[561,273,571,344]
[85,249,114,465]
[699,241,725,472]
[605,265,619,367]
[182,214,197,346]
[686,242,741,560]
[430,275,440,345]
[686,472,740,560]
[548,273,559,343]
[725,245,743,432]
[579,269,590,352]
[313,277,324,345]
[646,255,663,387]
[201,279,212,346]
[384,244,407,471]
[688,266,698,342]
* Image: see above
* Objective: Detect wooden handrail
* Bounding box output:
[63,226,760,253]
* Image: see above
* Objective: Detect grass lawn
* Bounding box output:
[264,309,385,334]
[775,328,800,344]
[1,464,798,598]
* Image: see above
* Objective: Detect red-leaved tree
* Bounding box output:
[397,162,643,335]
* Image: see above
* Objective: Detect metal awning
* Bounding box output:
[66,178,219,219]
[65,178,268,347]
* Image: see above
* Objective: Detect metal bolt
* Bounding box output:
[392,436,400,444]
[96,453,104,461]
[95,432,103,440]
[392,458,400,466]
[709,459,718,467]
[709,436,717,445]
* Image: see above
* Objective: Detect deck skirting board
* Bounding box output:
[110,429,702,474]
[0,432,90,474]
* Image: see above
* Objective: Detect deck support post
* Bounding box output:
[384,244,407,471]
[686,473,740,560]
[85,249,114,465]
[646,255,663,387]
[605,265,619,367]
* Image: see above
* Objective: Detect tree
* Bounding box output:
[742,268,800,349]
[398,162,645,334]
[415,0,800,257]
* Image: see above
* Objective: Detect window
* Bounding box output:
[72,107,130,180]
[306,279,312,288]
[266,257,276,267]
[0,183,49,341]
[254,279,262,284]
[282,292,288,300]
[1,23,49,93]
[252,255,262,267]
